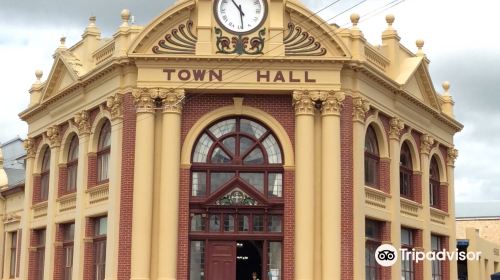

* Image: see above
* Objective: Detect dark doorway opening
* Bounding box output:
[236,240,263,280]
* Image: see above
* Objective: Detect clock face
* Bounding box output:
[214,0,267,35]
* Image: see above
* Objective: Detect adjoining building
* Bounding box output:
[0,138,26,279]
[15,0,463,279]
[456,202,500,279]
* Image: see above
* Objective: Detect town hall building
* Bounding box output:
[10,0,463,279]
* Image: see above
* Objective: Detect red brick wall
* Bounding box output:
[412,173,422,204]
[381,221,391,279]
[414,229,424,280]
[57,165,68,197]
[340,96,354,280]
[53,225,64,280]
[87,153,97,189]
[411,130,421,152]
[32,175,41,204]
[283,170,295,280]
[117,93,136,280]
[177,169,190,280]
[83,219,95,280]
[379,159,391,193]
[442,236,450,280]
[28,231,37,280]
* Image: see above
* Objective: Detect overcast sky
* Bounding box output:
[1,0,499,203]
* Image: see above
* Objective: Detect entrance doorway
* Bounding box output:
[236,241,263,280]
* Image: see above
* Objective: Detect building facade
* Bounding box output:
[16,0,463,279]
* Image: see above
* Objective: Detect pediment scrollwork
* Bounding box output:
[284,22,327,56]
[152,20,198,55]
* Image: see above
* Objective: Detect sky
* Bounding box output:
[0,0,499,203]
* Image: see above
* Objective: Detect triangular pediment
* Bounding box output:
[41,51,83,102]
[205,178,268,207]
[128,0,350,59]
[396,57,441,111]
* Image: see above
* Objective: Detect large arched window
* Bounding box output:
[191,117,283,199]
[97,121,111,183]
[364,125,379,188]
[429,156,440,208]
[67,135,79,192]
[400,142,413,198]
[40,148,51,201]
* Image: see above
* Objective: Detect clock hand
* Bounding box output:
[239,4,244,28]
[231,0,245,16]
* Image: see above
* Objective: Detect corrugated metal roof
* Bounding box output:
[455,202,500,219]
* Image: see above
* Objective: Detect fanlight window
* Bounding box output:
[191,117,283,198]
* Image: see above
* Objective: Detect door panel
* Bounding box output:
[208,241,236,280]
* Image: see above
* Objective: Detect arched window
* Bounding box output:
[400,142,413,198]
[429,156,440,208]
[97,121,111,183]
[191,117,283,198]
[364,125,379,187]
[40,148,51,201]
[67,135,79,192]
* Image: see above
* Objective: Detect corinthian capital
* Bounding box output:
[321,91,345,116]
[24,138,36,159]
[132,88,156,113]
[161,88,185,113]
[46,125,61,147]
[293,90,316,115]
[420,134,435,155]
[352,97,370,122]
[74,110,91,136]
[389,117,405,140]
[106,93,123,120]
[447,147,459,166]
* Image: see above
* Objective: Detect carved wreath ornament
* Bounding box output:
[215,27,266,55]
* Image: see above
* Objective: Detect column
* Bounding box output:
[105,94,124,280]
[19,139,35,279]
[447,148,459,280]
[72,111,91,280]
[352,97,370,280]
[388,117,404,280]
[157,89,184,280]
[320,91,344,280]
[130,89,156,280]
[420,134,435,279]
[44,125,62,280]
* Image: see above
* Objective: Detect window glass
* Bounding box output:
[243,148,265,164]
[240,119,267,139]
[209,215,221,232]
[210,173,235,193]
[191,172,207,197]
[268,173,283,198]
[238,215,249,232]
[209,119,236,138]
[262,135,282,164]
[268,216,282,232]
[240,173,264,192]
[401,228,413,246]
[193,134,214,163]
[189,241,205,280]
[191,215,205,232]
[253,215,264,232]
[239,137,254,156]
[64,224,75,241]
[268,242,282,280]
[211,147,232,164]
[224,215,235,232]
[95,217,107,236]
[222,137,236,155]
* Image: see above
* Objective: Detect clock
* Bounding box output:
[214,0,268,35]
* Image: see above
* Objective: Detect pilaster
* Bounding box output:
[351,97,369,280]
[320,91,344,280]
[388,117,404,280]
[130,88,156,280]
[420,134,434,279]
[19,139,35,279]
[157,88,185,280]
[447,147,459,279]
[293,90,317,280]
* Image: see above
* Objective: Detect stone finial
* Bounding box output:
[59,37,66,48]
[35,69,43,84]
[416,39,425,56]
[89,16,97,27]
[121,9,131,27]
[386,14,395,29]
[350,13,360,28]
[442,81,451,95]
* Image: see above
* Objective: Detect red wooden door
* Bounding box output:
[208,241,236,280]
